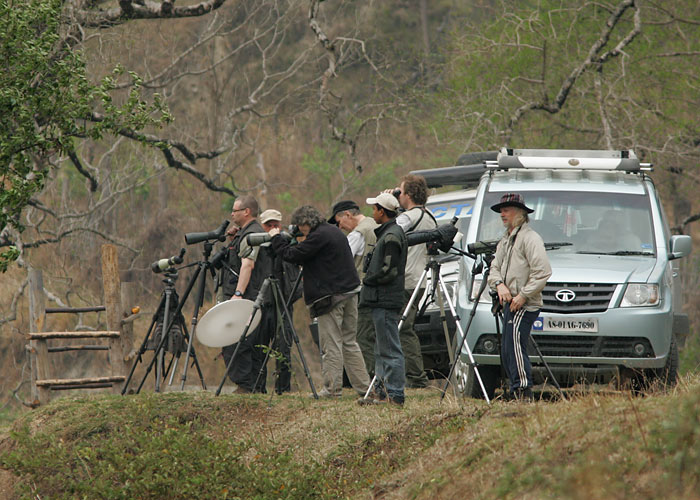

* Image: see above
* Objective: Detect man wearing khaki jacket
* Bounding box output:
[487,193,552,401]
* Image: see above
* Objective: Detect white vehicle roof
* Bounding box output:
[487,169,647,195]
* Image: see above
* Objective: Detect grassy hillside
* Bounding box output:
[1,376,699,499]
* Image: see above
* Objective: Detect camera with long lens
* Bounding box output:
[151,248,186,274]
[184,220,230,245]
[406,217,459,253]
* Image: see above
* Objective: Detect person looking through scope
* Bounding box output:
[219,195,275,393]
[258,209,302,394]
[487,193,552,402]
[269,205,370,399]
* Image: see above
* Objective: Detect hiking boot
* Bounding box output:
[312,388,342,399]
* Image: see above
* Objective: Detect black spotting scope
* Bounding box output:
[406,217,459,253]
[466,240,500,256]
[184,220,230,245]
[151,248,186,273]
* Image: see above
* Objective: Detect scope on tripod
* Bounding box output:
[467,240,500,256]
[246,229,297,247]
[406,217,459,253]
[184,220,230,245]
[151,248,186,274]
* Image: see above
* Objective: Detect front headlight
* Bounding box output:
[620,284,659,307]
[470,278,492,303]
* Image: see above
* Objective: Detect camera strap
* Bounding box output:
[502,225,522,285]
[406,206,436,232]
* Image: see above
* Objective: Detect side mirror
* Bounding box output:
[669,235,691,260]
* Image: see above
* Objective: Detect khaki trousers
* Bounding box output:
[316,295,370,395]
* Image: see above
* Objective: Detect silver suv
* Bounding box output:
[448,149,691,398]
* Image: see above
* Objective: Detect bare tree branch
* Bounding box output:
[0,278,28,326]
[505,0,641,138]
[74,0,230,29]
[21,227,138,253]
[68,148,98,192]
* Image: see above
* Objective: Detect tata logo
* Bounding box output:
[555,289,576,302]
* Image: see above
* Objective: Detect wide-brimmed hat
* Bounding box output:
[328,200,359,224]
[366,192,401,212]
[260,209,282,224]
[490,193,534,213]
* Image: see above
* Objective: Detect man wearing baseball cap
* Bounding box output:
[358,192,408,406]
[258,208,301,394]
[487,193,551,401]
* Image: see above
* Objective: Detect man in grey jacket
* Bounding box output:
[487,193,552,401]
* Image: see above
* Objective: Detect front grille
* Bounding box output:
[473,334,655,358]
[530,335,654,358]
[542,283,616,313]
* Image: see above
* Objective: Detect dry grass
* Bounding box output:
[0,375,699,499]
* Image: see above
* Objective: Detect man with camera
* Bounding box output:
[270,205,370,398]
[392,174,433,388]
[328,200,378,378]
[220,195,275,393]
[487,193,552,401]
[358,193,408,406]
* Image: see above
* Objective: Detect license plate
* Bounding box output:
[535,317,599,333]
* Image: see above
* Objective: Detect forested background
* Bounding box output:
[2,0,700,407]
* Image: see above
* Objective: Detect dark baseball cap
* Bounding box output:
[328,200,359,224]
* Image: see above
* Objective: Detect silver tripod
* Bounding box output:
[362,250,492,404]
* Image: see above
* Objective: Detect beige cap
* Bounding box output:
[260,209,282,224]
[366,192,400,212]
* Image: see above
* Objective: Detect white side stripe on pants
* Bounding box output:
[512,308,528,388]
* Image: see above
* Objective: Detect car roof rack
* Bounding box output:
[489,148,653,172]
[411,151,498,188]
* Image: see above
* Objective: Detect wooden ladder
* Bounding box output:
[25,245,135,407]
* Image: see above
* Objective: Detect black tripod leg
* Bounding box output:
[179,322,206,389]
[122,307,160,395]
[215,307,261,396]
[529,335,567,401]
[179,261,209,390]
[274,280,318,398]
[135,265,202,394]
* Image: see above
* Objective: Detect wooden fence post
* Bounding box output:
[101,244,125,393]
[28,268,50,406]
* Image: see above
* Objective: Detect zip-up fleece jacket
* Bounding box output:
[487,222,552,311]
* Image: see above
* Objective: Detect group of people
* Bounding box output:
[216,176,551,404]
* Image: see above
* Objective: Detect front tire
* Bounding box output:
[456,356,500,399]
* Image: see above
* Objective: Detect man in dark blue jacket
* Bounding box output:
[270,205,370,398]
[359,193,408,406]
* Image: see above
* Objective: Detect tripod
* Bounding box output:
[122,267,206,394]
[215,274,318,398]
[491,298,566,401]
[362,245,492,403]
[123,241,219,394]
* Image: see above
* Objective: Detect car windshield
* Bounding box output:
[477,191,655,256]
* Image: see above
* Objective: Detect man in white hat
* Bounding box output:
[487,192,552,401]
[358,192,408,406]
